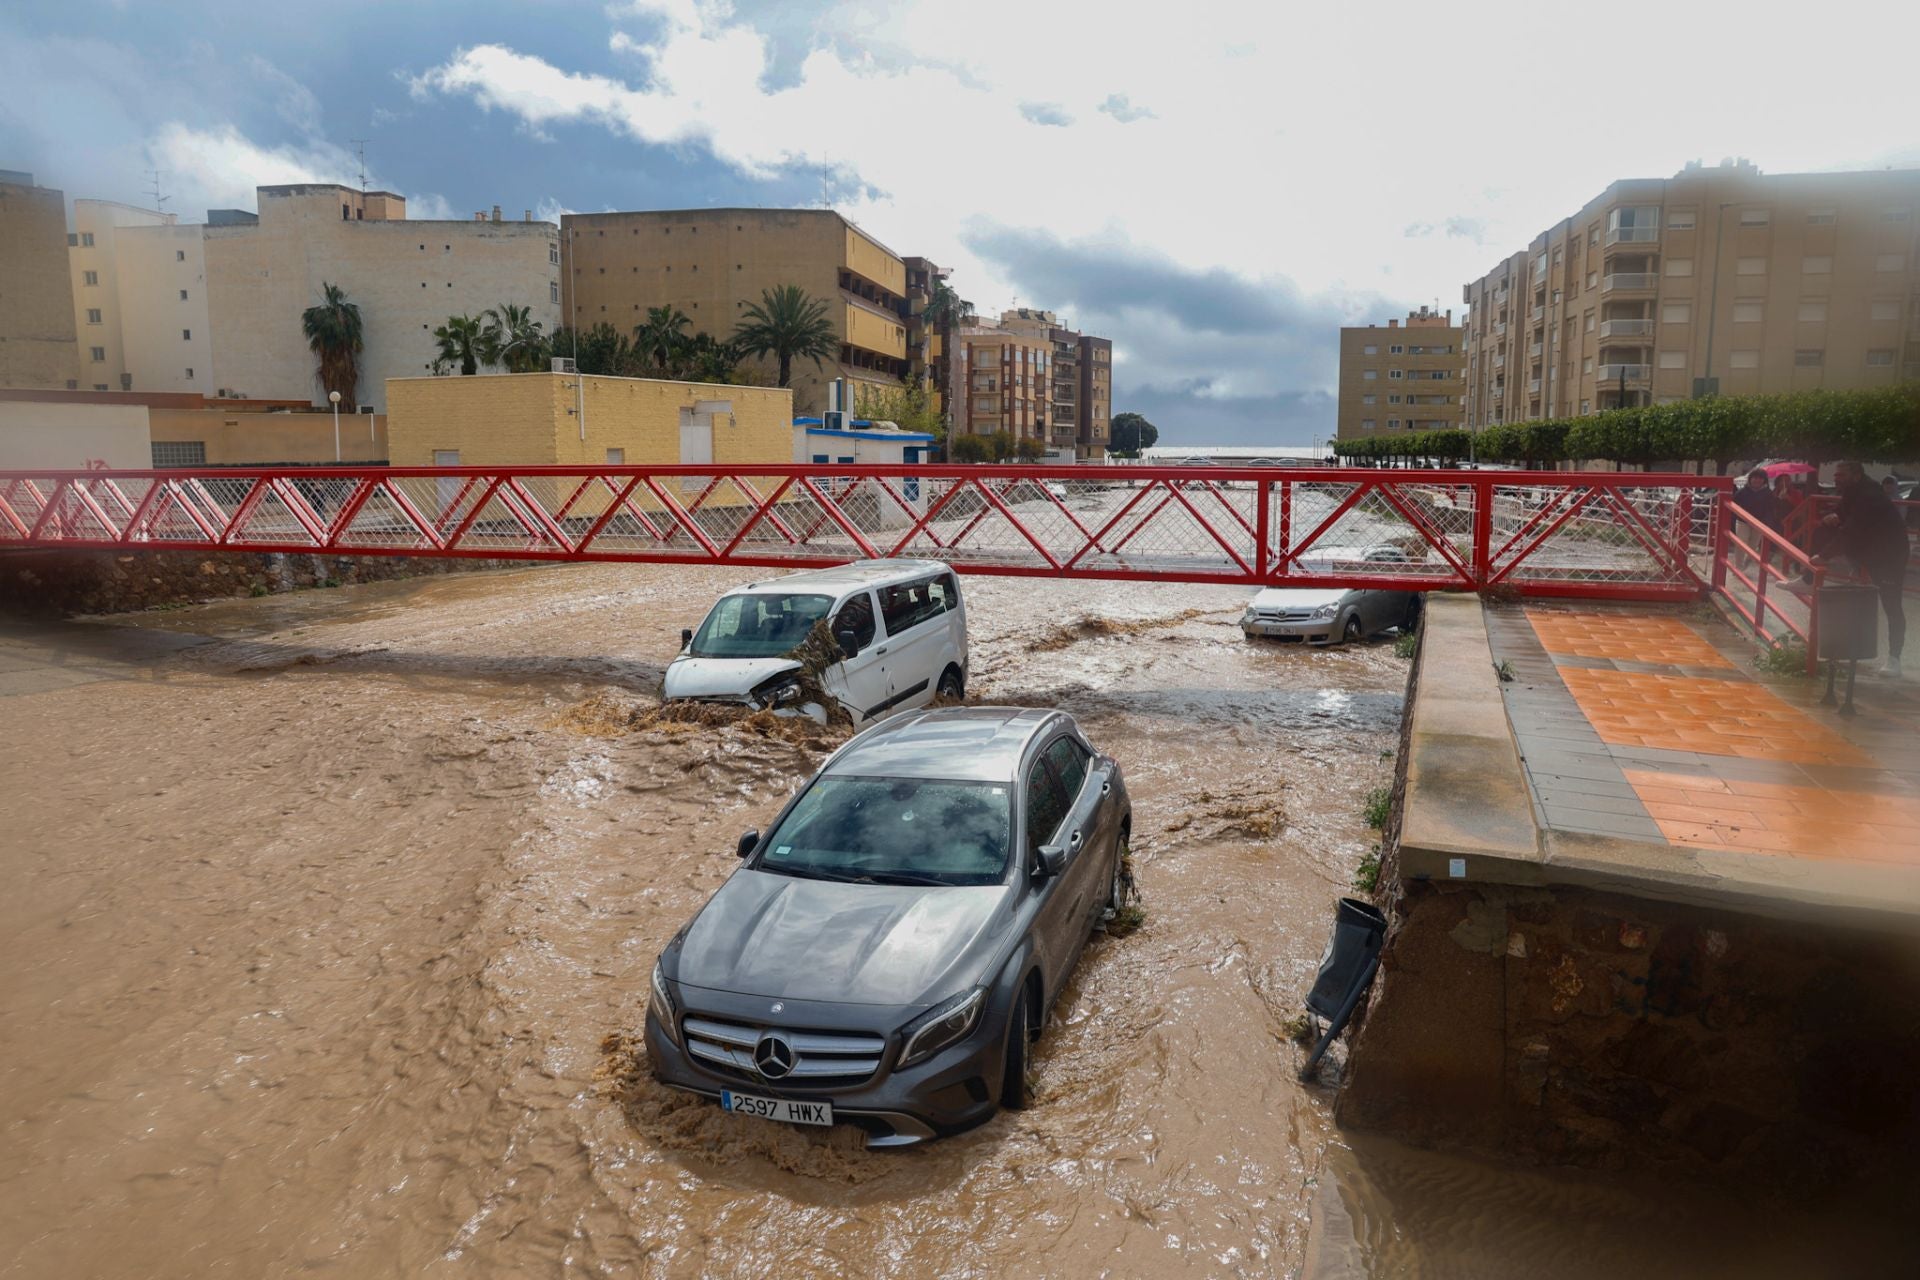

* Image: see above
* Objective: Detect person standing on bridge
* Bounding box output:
[1731,468,1787,533]
[1816,461,1908,677]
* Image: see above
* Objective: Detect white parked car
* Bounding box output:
[1241,546,1422,645]
[665,560,968,725]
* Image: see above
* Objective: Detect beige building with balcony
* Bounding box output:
[70,185,560,411]
[0,171,80,390]
[1462,160,1920,428]
[560,208,908,418]
[953,318,1056,449]
[1336,307,1465,440]
[972,307,1112,459]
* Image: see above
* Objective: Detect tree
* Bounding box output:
[484,302,546,373]
[634,305,693,376]
[948,433,991,463]
[1014,436,1045,462]
[679,331,751,384]
[860,375,944,441]
[547,324,638,377]
[431,314,492,376]
[301,282,363,410]
[732,284,838,388]
[1110,412,1158,453]
[924,278,974,330]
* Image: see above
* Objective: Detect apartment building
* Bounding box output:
[0,171,79,390]
[954,319,1054,446]
[980,307,1113,459]
[1462,160,1920,428]
[560,208,908,416]
[1079,334,1113,459]
[70,185,559,411]
[902,256,949,417]
[1336,307,1465,440]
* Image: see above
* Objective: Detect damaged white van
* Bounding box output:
[663,560,968,725]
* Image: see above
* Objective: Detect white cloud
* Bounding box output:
[147,122,360,211]
[405,191,459,220]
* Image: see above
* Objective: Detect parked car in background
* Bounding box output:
[1241,545,1422,644]
[644,706,1132,1146]
[663,560,967,725]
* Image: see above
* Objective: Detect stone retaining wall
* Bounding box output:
[0,549,533,616]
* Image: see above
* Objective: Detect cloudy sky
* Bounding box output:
[4,1,1915,443]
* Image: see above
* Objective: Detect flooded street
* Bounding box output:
[0,563,1401,1278]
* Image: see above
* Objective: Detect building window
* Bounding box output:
[1388,369,1403,379]
[1793,349,1823,367]
[1882,207,1913,222]
[1733,300,1764,323]
[1665,258,1694,277]
[342,203,351,220]
[176,249,185,262]
[1796,300,1828,322]
[1867,350,1896,367]
[1875,254,1906,272]
[1658,351,1686,369]
[1736,257,1766,275]
[182,328,191,340]
[151,440,207,468]
[1362,369,1377,380]
[1580,399,1591,414]
[1871,300,1901,321]
[1806,210,1837,225]
[1388,394,1402,404]
[89,346,105,362]
[1586,271,1597,289]
[179,289,188,301]
[606,448,625,464]
[1730,351,1760,369]
[83,270,98,286]
[1662,302,1691,323]
[80,232,94,246]
[86,308,101,324]
[92,384,108,391]
[549,245,560,265]
[1362,419,1376,430]
[1389,344,1404,354]
[1387,419,1401,429]
[1585,312,1595,332]
[1362,394,1376,405]
[184,367,194,379]
[550,281,559,304]
[1802,256,1832,274]
[1666,210,1696,229]
[1582,357,1594,374]
[1362,343,1378,355]
[1738,209,1770,227]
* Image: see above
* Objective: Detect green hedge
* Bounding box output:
[1332,382,1920,467]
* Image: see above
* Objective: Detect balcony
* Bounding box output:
[1493,321,1507,336]
[1602,273,1658,294]
[1597,318,1655,340]
[1605,226,1659,248]
[1493,354,1505,368]
[1528,378,1542,394]
[1528,341,1543,358]
[1595,363,1651,384]
[1530,305,1545,324]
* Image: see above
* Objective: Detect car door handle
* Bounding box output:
[875,646,888,655]
[1069,829,1082,848]
[1101,781,1111,795]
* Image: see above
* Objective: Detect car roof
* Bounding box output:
[731,559,951,595]
[825,707,1065,782]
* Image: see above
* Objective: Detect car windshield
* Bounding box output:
[757,776,1012,887]
[688,592,833,658]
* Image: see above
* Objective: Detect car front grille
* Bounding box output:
[681,1016,887,1085]
[1254,609,1318,621]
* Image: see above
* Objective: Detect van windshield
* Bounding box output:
[757,776,1011,887]
[688,592,834,658]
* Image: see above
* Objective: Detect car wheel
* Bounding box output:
[1342,613,1364,644]
[937,665,964,701]
[1104,830,1131,916]
[1000,984,1033,1111]
[1401,598,1422,633]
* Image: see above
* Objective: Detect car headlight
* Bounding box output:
[750,674,803,709]
[1312,602,1340,620]
[897,987,986,1067]
[649,961,680,1044]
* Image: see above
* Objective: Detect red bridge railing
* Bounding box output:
[0,464,1730,598]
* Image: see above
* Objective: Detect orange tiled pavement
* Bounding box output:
[1556,665,1874,768]
[1620,768,1920,863]
[1524,611,1733,669]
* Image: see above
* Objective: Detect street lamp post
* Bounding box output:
[1697,202,1734,399]
[328,390,341,461]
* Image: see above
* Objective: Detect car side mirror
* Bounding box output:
[836,629,859,660]
[736,829,758,859]
[680,627,693,649]
[1035,844,1067,878]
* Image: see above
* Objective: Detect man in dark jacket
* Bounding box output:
[1730,468,1786,533]
[1817,462,1909,676]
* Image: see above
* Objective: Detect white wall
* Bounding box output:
[0,401,150,469]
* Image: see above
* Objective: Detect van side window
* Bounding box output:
[833,593,876,653]
[879,577,948,634]
[930,573,960,615]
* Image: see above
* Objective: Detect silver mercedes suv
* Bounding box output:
[644,706,1132,1147]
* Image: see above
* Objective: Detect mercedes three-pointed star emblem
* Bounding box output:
[753,1030,797,1080]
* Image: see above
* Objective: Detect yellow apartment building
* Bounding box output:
[1462,160,1920,428]
[560,208,908,417]
[1336,307,1465,440]
[0,171,79,390]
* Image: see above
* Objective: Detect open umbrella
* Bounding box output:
[1763,461,1817,478]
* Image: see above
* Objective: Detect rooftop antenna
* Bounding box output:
[143,169,168,212]
[350,140,369,192]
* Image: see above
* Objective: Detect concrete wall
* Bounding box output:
[0,400,149,469]
[147,406,388,465]
[205,187,560,412]
[0,178,79,390]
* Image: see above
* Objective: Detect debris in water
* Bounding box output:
[554,692,849,750]
[1029,608,1212,652]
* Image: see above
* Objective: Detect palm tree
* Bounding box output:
[484,302,546,373]
[431,314,492,376]
[732,284,838,389]
[634,305,693,377]
[301,283,363,409]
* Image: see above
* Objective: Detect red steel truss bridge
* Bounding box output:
[0,464,1732,600]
